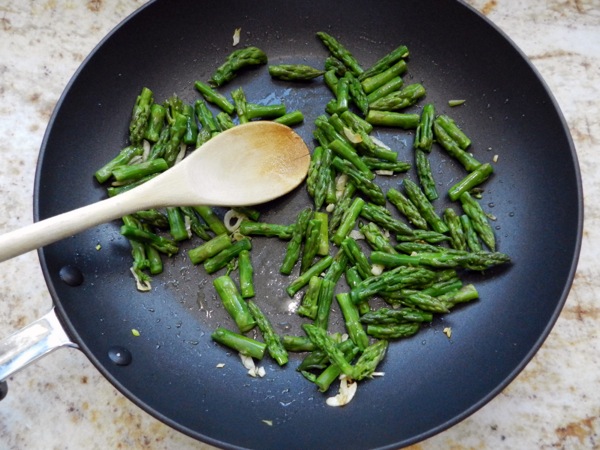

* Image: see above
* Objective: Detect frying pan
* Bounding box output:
[0,0,582,449]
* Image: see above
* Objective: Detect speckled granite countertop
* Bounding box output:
[0,1,598,449]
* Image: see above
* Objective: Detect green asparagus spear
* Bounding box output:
[306,145,324,199]
[302,324,355,379]
[415,149,439,201]
[301,219,323,274]
[268,64,325,81]
[180,206,212,241]
[194,99,221,136]
[316,31,363,77]
[133,209,169,229]
[435,114,471,149]
[194,80,235,114]
[94,146,143,184]
[211,327,266,360]
[314,344,360,392]
[386,187,428,230]
[238,249,255,298]
[120,224,178,256]
[366,76,404,104]
[460,192,496,251]
[341,237,373,280]
[129,87,153,146]
[231,87,249,124]
[281,207,313,275]
[193,205,228,236]
[403,179,448,234]
[370,249,510,271]
[188,233,232,265]
[448,162,494,201]
[443,207,467,251]
[366,323,420,340]
[460,214,483,252]
[332,157,385,206]
[213,275,256,333]
[337,293,369,351]
[314,212,330,256]
[351,339,388,380]
[297,276,322,320]
[324,56,347,76]
[433,120,481,172]
[331,197,364,246]
[369,83,426,111]
[282,335,315,352]
[340,110,373,134]
[360,222,397,254]
[359,45,409,81]
[245,103,287,120]
[286,256,334,297]
[360,307,433,325]
[273,110,304,126]
[361,59,407,94]
[345,72,369,116]
[238,221,294,239]
[314,278,336,330]
[204,238,252,274]
[414,103,435,152]
[144,103,166,143]
[166,206,190,242]
[365,110,420,129]
[247,300,288,365]
[209,46,268,87]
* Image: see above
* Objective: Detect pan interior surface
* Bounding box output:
[34,1,582,449]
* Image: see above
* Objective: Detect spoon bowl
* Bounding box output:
[0,121,311,262]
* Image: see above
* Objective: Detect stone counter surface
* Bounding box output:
[0,1,598,448]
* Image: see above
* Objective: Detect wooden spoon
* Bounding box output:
[0,121,311,262]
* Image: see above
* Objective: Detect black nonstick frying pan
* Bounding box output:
[3,0,582,449]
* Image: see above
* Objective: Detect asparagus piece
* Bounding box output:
[129,87,153,146]
[461,214,483,252]
[334,74,350,113]
[316,31,363,77]
[314,278,336,330]
[122,215,151,289]
[301,219,323,273]
[246,103,287,120]
[302,324,355,379]
[247,300,288,365]
[403,179,449,234]
[180,206,212,240]
[286,256,334,297]
[238,249,255,298]
[239,221,294,239]
[194,80,235,114]
[415,149,439,201]
[337,293,369,351]
[361,59,407,94]
[332,157,386,206]
[370,249,510,271]
[133,209,169,229]
[182,103,199,146]
[359,45,409,81]
[369,83,426,111]
[231,87,249,124]
[314,212,330,256]
[448,162,494,201]
[209,46,268,87]
[351,339,388,380]
[213,275,256,333]
[444,207,467,251]
[120,224,178,256]
[273,110,304,126]
[268,64,325,81]
[94,146,143,183]
[386,187,428,230]
[366,76,404,104]
[341,236,374,280]
[366,323,420,339]
[331,197,365,246]
[365,111,420,129]
[433,120,481,172]
[435,114,472,149]
[314,344,360,392]
[324,56,347,76]
[107,174,159,197]
[340,110,373,134]
[194,99,221,136]
[460,192,496,250]
[327,139,372,178]
[166,207,190,242]
[414,103,435,152]
[211,327,266,360]
[297,276,322,319]
[306,145,324,199]
[281,207,313,275]
[360,307,433,325]
[204,238,252,274]
[216,112,235,130]
[345,72,369,116]
[360,221,397,255]
[328,181,356,234]
[193,205,228,236]
[282,335,315,352]
[188,233,232,265]
[144,103,166,143]
[323,248,349,284]
[363,158,411,173]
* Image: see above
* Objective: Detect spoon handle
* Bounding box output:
[0,189,154,263]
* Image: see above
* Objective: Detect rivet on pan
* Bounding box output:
[107,346,132,366]
[59,265,84,286]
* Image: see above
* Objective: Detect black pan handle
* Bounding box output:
[0,308,78,388]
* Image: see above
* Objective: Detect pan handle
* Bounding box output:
[0,307,78,383]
